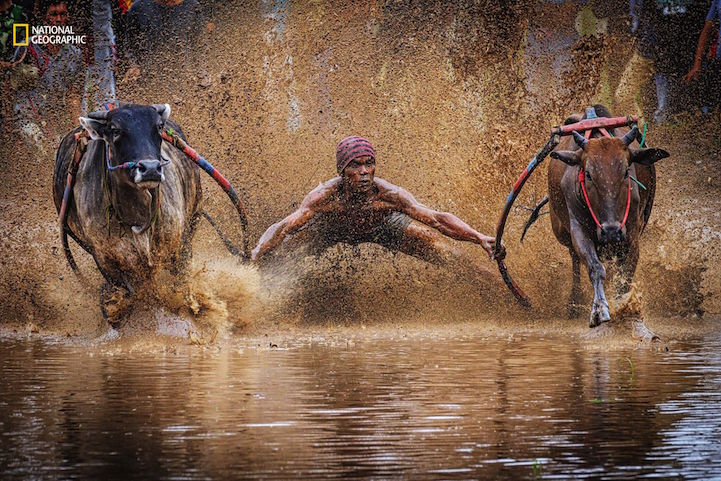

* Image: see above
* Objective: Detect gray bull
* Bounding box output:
[53,103,202,320]
[547,106,669,327]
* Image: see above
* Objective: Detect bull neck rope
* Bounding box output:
[577,167,631,231]
[103,142,161,235]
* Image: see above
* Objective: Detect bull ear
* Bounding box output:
[550,150,582,166]
[152,103,171,123]
[79,116,107,140]
[630,147,669,166]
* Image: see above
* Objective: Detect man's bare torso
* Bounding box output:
[306,177,409,238]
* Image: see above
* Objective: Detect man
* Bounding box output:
[119,0,205,85]
[615,0,706,123]
[0,0,27,132]
[252,136,502,281]
[13,0,84,151]
[682,0,720,110]
[82,0,117,114]
[0,0,27,68]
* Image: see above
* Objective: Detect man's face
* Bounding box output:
[46,2,69,27]
[342,155,375,193]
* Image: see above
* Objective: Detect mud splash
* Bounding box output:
[0,0,719,337]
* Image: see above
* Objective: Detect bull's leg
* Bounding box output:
[570,220,610,327]
[568,248,583,318]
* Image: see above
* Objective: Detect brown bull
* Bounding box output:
[547,106,669,327]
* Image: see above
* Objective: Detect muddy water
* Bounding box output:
[2,331,720,480]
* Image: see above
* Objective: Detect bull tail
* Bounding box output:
[61,228,80,273]
[201,210,243,257]
[61,226,96,275]
[520,196,549,243]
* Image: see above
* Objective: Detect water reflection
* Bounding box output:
[1,333,720,480]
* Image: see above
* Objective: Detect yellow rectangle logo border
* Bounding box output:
[13,24,29,47]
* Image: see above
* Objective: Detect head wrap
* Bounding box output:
[336,136,375,175]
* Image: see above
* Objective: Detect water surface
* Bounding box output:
[1,330,720,480]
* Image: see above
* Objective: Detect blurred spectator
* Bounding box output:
[119,0,205,86]
[523,2,613,114]
[82,0,117,113]
[683,0,720,110]
[1,1,28,132]
[1,0,27,68]
[13,0,84,152]
[616,0,706,123]
[524,2,585,109]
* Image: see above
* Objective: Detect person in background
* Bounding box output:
[616,0,706,123]
[683,0,720,111]
[0,0,27,133]
[0,0,27,68]
[82,0,117,114]
[13,0,84,152]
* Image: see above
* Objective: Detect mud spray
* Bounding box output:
[1,0,719,343]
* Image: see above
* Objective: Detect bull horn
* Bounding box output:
[87,110,109,120]
[572,131,588,150]
[622,126,639,146]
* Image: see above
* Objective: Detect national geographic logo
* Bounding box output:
[13,24,86,46]
[12,23,28,47]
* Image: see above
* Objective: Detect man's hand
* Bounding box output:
[479,234,504,260]
[683,61,702,83]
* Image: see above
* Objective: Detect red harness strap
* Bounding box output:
[578,169,632,230]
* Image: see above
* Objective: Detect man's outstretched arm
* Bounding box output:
[250,208,313,261]
[392,187,499,257]
[251,185,328,261]
[684,19,714,82]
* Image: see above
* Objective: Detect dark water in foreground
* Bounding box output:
[1,331,721,480]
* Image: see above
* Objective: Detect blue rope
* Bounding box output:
[105,143,136,171]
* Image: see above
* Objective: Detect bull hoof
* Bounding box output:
[100,285,131,327]
[589,302,611,328]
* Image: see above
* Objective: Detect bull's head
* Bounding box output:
[78,103,172,190]
[550,128,669,245]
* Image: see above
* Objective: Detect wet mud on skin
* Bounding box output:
[0,2,719,341]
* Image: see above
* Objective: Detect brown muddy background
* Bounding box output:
[0,0,719,338]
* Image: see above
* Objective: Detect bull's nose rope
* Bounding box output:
[630,175,647,190]
[102,141,161,235]
[160,128,251,259]
[105,143,137,171]
[578,169,632,230]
